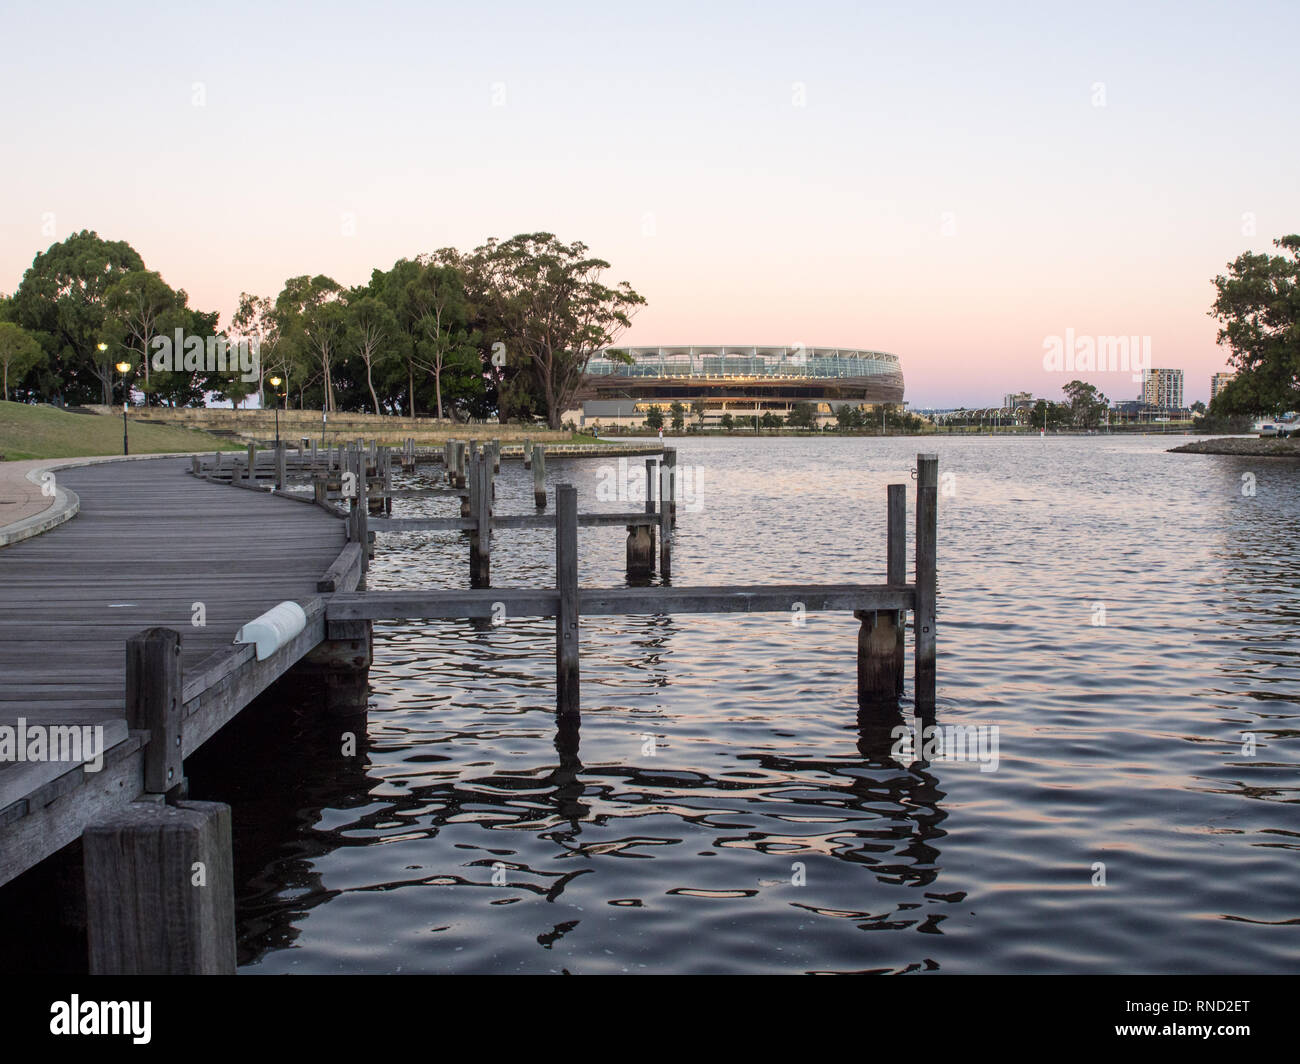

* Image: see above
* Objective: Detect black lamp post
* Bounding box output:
[115,358,131,455]
[269,376,282,445]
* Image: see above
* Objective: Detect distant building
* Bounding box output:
[1112,399,1192,424]
[1142,368,1184,409]
[1210,372,1235,402]
[569,345,904,429]
[1002,391,1034,412]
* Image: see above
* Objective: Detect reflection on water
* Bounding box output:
[188,437,1300,973]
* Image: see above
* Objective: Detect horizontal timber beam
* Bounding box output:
[326,583,914,621]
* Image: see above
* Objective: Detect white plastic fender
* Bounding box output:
[233,601,308,661]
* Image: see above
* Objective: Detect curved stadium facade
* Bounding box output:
[569,345,905,429]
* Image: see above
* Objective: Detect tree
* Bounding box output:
[467,233,645,429]
[1029,398,1070,430]
[11,231,145,403]
[407,251,473,420]
[670,400,685,432]
[274,276,345,412]
[645,405,664,431]
[719,412,734,431]
[1063,379,1109,428]
[229,293,278,407]
[690,398,706,428]
[787,401,815,430]
[760,411,781,432]
[1190,400,1206,415]
[102,269,190,399]
[0,323,45,401]
[1210,235,1300,416]
[835,404,862,431]
[344,294,400,415]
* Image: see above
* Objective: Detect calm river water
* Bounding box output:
[202,435,1300,974]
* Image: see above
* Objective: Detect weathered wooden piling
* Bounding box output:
[664,448,678,528]
[126,628,184,795]
[84,800,236,975]
[887,482,906,695]
[856,480,915,705]
[274,443,287,491]
[246,442,255,481]
[659,460,673,578]
[555,483,579,717]
[523,438,533,469]
[297,611,373,717]
[626,458,656,577]
[359,455,370,572]
[383,446,393,514]
[469,454,492,586]
[460,446,473,518]
[83,625,236,974]
[533,444,547,508]
[914,454,938,713]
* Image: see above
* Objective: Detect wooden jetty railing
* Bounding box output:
[186,439,939,711]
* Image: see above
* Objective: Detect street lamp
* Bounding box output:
[269,376,282,445]
[114,358,132,455]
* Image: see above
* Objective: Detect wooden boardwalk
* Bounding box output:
[0,441,936,973]
[0,458,350,887]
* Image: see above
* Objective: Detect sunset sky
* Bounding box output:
[2,0,1296,406]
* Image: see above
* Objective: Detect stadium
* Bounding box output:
[567,345,906,429]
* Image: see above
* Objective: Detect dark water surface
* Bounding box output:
[212,436,1300,973]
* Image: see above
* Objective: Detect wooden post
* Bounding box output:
[456,442,467,489]
[915,454,938,714]
[191,456,200,475]
[214,450,222,471]
[460,446,473,518]
[523,438,533,469]
[313,476,326,508]
[84,800,236,974]
[856,483,908,706]
[555,483,579,718]
[664,448,678,529]
[533,444,546,508]
[470,454,491,586]
[659,460,672,578]
[245,442,255,481]
[887,482,906,696]
[491,439,501,474]
[357,454,370,573]
[627,458,656,577]
[347,449,361,541]
[296,617,372,715]
[443,440,453,482]
[275,443,287,492]
[383,446,393,514]
[126,627,184,795]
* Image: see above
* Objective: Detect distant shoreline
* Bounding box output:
[1168,436,1300,457]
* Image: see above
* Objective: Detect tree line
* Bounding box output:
[0,230,645,428]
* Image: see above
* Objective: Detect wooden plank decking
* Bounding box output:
[0,457,349,886]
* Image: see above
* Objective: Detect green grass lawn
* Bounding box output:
[0,401,241,461]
